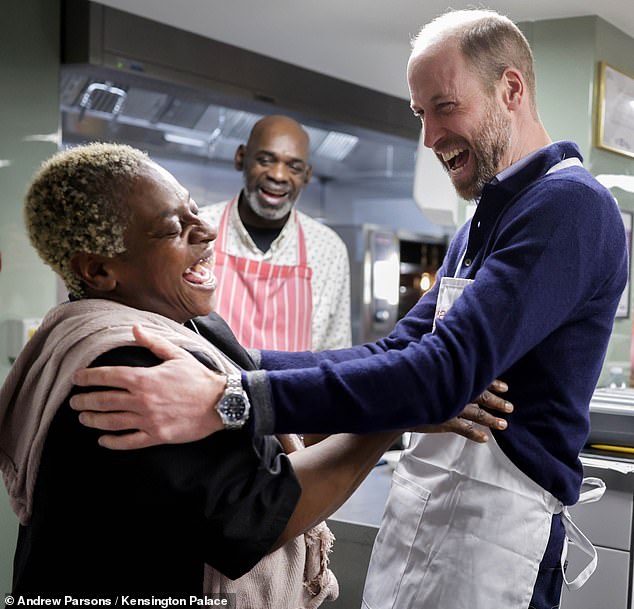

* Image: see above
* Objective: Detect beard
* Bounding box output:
[243,188,296,222]
[451,99,512,201]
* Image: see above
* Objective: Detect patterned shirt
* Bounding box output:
[200,197,352,350]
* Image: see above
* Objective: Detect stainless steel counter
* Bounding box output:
[330,464,393,527]
[589,387,634,448]
[327,464,392,609]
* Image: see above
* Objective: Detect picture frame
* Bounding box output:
[617,210,632,318]
[596,62,634,159]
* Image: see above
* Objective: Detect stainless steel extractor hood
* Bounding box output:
[60,0,420,182]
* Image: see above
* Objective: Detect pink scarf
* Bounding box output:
[0,299,238,524]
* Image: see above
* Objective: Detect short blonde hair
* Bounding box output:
[411,9,538,115]
[25,142,149,297]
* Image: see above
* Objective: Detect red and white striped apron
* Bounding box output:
[213,198,313,351]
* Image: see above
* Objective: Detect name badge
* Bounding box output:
[433,277,474,332]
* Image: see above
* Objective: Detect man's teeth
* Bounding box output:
[441,148,465,162]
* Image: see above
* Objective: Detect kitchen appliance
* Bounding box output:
[587,387,634,449]
[59,0,420,181]
[330,225,447,344]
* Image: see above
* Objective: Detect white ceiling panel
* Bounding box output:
[94,0,634,98]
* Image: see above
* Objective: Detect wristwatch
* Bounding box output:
[216,373,251,430]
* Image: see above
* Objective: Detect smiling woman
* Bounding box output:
[1,142,305,594]
[50,149,219,322]
[0,142,402,603]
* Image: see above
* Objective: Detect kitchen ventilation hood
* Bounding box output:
[60,0,420,181]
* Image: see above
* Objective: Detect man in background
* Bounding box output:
[201,115,351,351]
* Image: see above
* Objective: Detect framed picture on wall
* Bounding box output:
[617,210,633,318]
[596,62,634,159]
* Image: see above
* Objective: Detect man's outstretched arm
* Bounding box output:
[72,325,512,449]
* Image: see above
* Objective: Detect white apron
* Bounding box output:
[213,197,313,351]
[363,156,603,608]
[363,427,603,609]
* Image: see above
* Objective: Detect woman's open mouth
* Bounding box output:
[183,254,216,288]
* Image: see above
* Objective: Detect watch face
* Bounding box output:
[220,394,246,421]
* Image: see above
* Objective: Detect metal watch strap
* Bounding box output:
[225,375,242,393]
[217,373,250,430]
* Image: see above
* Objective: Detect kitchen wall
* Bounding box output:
[521,16,634,383]
[590,18,634,382]
[0,0,61,595]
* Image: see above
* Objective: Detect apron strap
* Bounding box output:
[216,196,238,252]
[295,212,308,267]
[545,157,582,175]
[560,477,606,591]
[454,247,467,278]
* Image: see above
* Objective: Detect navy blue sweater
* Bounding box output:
[246,141,628,505]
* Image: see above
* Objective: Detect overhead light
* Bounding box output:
[23,130,62,145]
[0,160,11,168]
[420,272,433,293]
[315,131,359,161]
[163,132,207,148]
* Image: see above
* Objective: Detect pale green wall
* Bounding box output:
[521,16,634,384]
[0,0,60,595]
[589,18,634,380]
[522,17,597,154]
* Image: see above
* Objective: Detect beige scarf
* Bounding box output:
[0,298,338,608]
[0,298,240,525]
[205,522,338,609]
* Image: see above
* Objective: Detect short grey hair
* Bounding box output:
[25,142,150,297]
[411,9,538,116]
